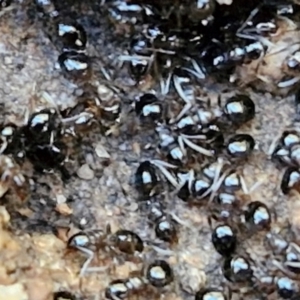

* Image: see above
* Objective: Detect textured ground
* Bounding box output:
[0,2,300,300]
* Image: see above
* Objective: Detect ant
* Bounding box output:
[105,259,174,300]
[67,224,144,277]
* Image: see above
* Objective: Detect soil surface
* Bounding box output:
[0,2,299,300]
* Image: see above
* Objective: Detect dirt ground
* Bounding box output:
[1,2,300,300]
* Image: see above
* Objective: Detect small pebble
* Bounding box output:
[132,142,141,156]
[119,142,127,151]
[77,164,94,180]
[180,267,206,294]
[55,203,73,216]
[95,143,110,158]
[0,283,28,300]
[0,206,10,228]
[4,56,12,65]
[126,202,138,212]
[56,194,66,204]
[80,217,88,227]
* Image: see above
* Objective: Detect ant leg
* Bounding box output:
[177,136,187,157]
[248,179,265,194]
[187,168,194,193]
[181,136,214,157]
[173,74,193,104]
[272,259,294,278]
[284,260,300,272]
[85,266,109,273]
[150,243,175,256]
[85,247,108,275]
[80,255,94,277]
[217,94,222,108]
[106,222,112,235]
[130,253,143,264]
[76,246,95,277]
[207,213,214,229]
[160,73,172,96]
[289,242,300,254]
[237,173,249,195]
[284,242,300,272]
[150,159,178,170]
[102,288,123,300]
[208,168,232,203]
[197,160,226,201]
[169,102,193,124]
[191,59,205,79]
[111,295,122,300]
[151,160,179,188]
[225,285,233,300]
[0,141,7,154]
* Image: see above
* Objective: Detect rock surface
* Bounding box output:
[0,2,299,300]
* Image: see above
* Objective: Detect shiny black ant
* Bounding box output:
[67,224,144,277]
